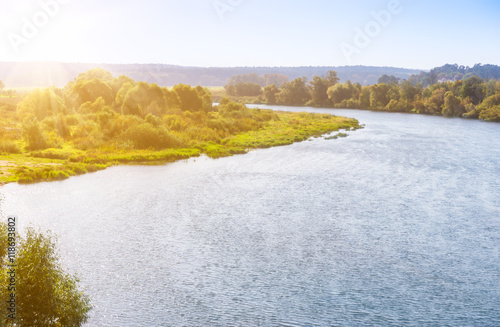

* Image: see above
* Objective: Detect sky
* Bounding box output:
[0,0,499,69]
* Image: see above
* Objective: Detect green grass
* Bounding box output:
[0,110,359,185]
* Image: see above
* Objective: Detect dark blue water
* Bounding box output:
[1,106,499,326]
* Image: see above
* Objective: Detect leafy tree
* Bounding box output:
[22,118,49,150]
[0,225,92,326]
[369,83,391,108]
[74,68,114,82]
[68,78,114,107]
[358,87,371,108]
[425,88,447,114]
[173,84,203,112]
[41,114,71,139]
[309,71,339,107]
[378,74,399,84]
[263,84,279,105]
[465,94,500,119]
[195,86,213,112]
[327,82,354,105]
[277,77,311,106]
[442,91,465,117]
[400,80,420,101]
[115,82,134,107]
[310,76,329,107]
[461,76,485,105]
[0,80,5,91]
[122,82,174,116]
[324,70,340,85]
[78,97,107,114]
[386,99,406,112]
[479,105,500,121]
[109,75,135,96]
[17,88,66,121]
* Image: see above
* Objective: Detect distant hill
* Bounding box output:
[408,64,500,86]
[0,62,422,88]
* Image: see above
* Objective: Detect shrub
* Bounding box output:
[124,123,181,149]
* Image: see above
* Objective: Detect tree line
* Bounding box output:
[226,71,500,121]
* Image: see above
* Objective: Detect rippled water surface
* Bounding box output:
[1,106,499,326]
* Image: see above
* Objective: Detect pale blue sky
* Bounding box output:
[1,0,499,69]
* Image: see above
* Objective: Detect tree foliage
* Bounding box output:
[17,88,66,121]
[244,69,500,120]
[277,77,311,106]
[0,225,92,326]
[225,82,262,97]
[310,71,339,107]
[263,84,279,105]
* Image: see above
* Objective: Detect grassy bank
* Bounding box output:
[0,110,360,185]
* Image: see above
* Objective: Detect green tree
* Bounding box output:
[425,88,446,114]
[17,88,66,121]
[173,84,203,112]
[465,94,500,119]
[358,87,371,108]
[263,84,279,105]
[378,74,399,84]
[442,91,465,117]
[310,76,329,107]
[0,225,92,326]
[479,105,500,121]
[195,86,213,112]
[22,118,49,150]
[122,82,173,116]
[309,71,339,107]
[400,80,420,101]
[277,77,311,106]
[461,76,485,105]
[369,84,391,108]
[327,82,354,105]
[115,82,134,107]
[68,78,114,107]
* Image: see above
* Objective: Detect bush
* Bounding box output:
[479,105,500,122]
[124,123,181,149]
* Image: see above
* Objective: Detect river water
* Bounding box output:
[1,106,499,326]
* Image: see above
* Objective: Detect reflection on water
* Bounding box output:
[1,107,499,326]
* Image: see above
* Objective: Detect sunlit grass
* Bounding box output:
[0,110,359,184]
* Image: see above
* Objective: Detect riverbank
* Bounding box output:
[0,110,360,185]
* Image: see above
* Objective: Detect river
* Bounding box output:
[1,106,499,326]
